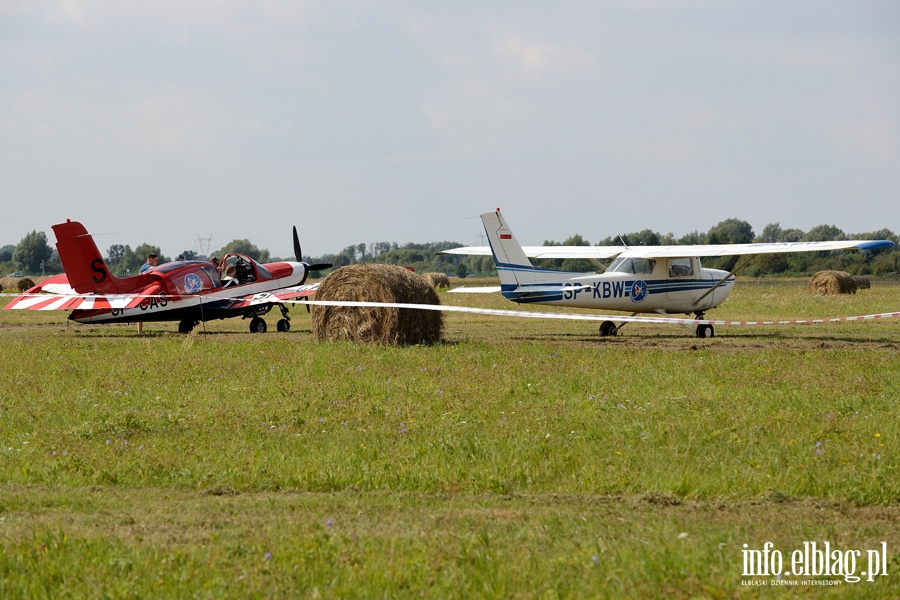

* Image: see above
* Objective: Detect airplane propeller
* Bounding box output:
[293,226,332,273]
[293,226,333,310]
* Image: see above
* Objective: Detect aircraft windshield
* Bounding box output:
[608,257,655,275]
[221,254,272,284]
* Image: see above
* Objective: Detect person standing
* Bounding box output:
[137,253,158,333]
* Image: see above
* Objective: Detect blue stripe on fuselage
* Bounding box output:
[502,277,733,303]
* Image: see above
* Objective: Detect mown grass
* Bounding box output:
[1,278,899,598]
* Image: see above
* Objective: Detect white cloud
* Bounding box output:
[1,2,898,251]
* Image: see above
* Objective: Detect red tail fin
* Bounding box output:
[52,220,120,294]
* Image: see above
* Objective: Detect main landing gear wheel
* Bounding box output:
[599,321,618,337]
[696,324,714,338]
[178,319,195,333]
[276,318,290,332]
[249,317,267,333]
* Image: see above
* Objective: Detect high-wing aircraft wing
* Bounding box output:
[616,240,894,259]
[442,240,893,260]
[441,246,626,260]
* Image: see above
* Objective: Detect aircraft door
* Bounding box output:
[665,257,698,307]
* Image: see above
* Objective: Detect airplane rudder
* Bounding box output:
[52,220,118,294]
[481,210,536,285]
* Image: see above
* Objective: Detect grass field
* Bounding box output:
[1,278,899,598]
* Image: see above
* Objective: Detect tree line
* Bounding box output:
[2,218,898,278]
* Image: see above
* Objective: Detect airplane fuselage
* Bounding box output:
[69,258,308,325]
[500,257,734,315]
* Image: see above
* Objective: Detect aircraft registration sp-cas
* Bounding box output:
[4,219,331,333]
[441,210,895,338]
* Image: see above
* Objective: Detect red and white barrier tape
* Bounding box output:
[285,299,900,327]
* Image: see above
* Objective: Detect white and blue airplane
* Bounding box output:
[441,209,894,338]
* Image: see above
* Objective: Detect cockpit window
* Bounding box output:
[608,257,656,275]
[667,258,693,278]
[221,254,271,284]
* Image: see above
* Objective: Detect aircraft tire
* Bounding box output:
[696,324,714,338]
[276,319,290,332]
[599,321,617,337]
[250,317,267,333]
[178,319,195,333]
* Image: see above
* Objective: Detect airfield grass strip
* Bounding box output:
[1,279,898,596]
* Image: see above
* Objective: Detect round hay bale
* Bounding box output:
[312,264,443,345]
[17,278,35,292]
[852,275,871,290]
[422,272,451,289]
[809,270,857,295]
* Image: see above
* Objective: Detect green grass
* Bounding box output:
[1,278,899,597]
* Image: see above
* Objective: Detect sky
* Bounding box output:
[2,1,899,259]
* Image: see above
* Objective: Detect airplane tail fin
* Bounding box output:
[52,220,121,294]
[481,209,556,287]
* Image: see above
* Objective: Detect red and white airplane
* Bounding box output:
[4,219,331,333]
[441,210,895,337]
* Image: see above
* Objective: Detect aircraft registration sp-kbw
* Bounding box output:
[441,210,895,337]
[4,220,331,333]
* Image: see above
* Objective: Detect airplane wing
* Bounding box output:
[225,283,321,310]
[4,275,164,311]
[441,240,893,260]
[617,239,894,259]
[440,246,626,260]
[5,276,320,312]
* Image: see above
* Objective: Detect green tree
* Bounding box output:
[107,244,128,264]
[620,229,660,246]
[127,245,166,275]
[13,230,53,273]
[778,228,804,243]
[214,240,270,263]
[678,230,708,245]
[707,219,754,245]
[803,224,844,242]
[756,223,783,243]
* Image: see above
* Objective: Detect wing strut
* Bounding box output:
[691,255,755,307]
